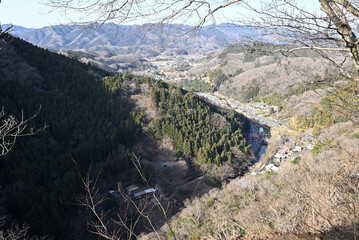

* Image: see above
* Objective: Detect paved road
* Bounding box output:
[196,92,281,128]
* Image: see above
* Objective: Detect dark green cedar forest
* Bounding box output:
[150,83,251,165]
[0,36,143,238]
[0,36,251,239]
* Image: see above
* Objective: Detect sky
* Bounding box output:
[0,0,63,28]
[0,0,320,29]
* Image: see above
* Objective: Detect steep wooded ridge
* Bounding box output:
[0,36,143,238]
[0,35,253,239]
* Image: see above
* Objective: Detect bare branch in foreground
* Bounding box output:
[0,106,47,156]
[0,24,13,37]
[73,153,176,240]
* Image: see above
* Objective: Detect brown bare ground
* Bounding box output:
[239,231,327,240]
[130,94,159,121]
[155,120,359,240]
[222,57,327,95]
[284,89,326,117]
[210,112,231,130]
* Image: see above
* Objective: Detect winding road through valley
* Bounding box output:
[196,91,281,128]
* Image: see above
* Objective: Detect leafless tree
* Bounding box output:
[44,0,359,74]
[239,0,359,78]
[44,0,244,33]
[0,106,47,156]
[0,0,13,40]
[0,221,46,240]
[0,24,13,37]
[44,1,359,123]
[74,154,176,240]
[0,106,47,239]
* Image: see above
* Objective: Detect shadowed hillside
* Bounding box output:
[0,35,142,238]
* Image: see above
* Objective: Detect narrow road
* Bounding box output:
[195,91,277,162]
[196,91,281,128]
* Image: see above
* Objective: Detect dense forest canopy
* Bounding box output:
[150,82,251,165]
[0,36,143,238]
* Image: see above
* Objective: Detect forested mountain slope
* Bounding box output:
[0,35,254,239]
[0,36,142,238]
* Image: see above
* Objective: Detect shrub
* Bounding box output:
[264,170,278,180]
[233,68,244,76]
[311,142,325,155]
[291,156,301,165]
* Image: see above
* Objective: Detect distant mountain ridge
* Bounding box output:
[4,23,258,55]
[2,24,36,33]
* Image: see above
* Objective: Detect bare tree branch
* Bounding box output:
[73,153,176,240]
[333,0,359,17]
[0,106,47,157]
[0,24,13,37]
[43,0,244,32]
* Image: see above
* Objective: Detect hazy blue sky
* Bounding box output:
[0,0,320,28]
[0,0,62,28]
